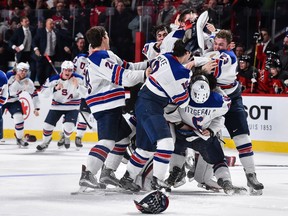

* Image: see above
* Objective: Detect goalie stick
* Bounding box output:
[44,55,94,130]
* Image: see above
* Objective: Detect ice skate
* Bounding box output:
[64,137,70,149]
[100,166,120,187]
[36,138,51,152]
[217,178,247,195]
[79,165,106,189]
[197,183,221,192]
[75,136,83,150]
[57,132,65,148]
[165,166,184,188]
[16,138,29,148]
[246,172,264,195]
[119,171,141,192]
[36,143,48,151]
[151,176,169,191]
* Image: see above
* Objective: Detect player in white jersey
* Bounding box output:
[119,39,193,192]
[57,53,91,149]
[0,70,8,140]
[77,26,150,190]
[142,25,171,60]
[192,30,264,195]
[160,9,197,54]
[3,63,40,148]
[165,73,246,195]
[36,61,87,151]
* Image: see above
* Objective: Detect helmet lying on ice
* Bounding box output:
[134,190,169,214]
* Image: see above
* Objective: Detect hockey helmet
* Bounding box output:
[190,75,210,104]
[266,57,281,69]
[61,60,74,72]
[134,190,169,214]
[239,55,251,63]
[16,62,30,72]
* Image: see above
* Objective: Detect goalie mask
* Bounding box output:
[190,75,210,104]
[134,190,169,214]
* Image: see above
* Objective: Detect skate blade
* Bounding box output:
[249,187,263,196]
[71,186,135,195]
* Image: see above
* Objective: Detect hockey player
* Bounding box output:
[78,26,150,190]
[159,9,196,54]
[142,24,171,60]
[57,53,91,149]
[165,73,246,195]
[0,70,8,140]
[36,61,87,151]
[3,63,40,148]
[119,39,194,192]
[192,29,264,195]
[237,55,258,93]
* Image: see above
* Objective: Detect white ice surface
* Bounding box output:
[0,140,288,216]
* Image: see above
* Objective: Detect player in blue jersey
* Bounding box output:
[36,61,87,151]
[119,39,194,192]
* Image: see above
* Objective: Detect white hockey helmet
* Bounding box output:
[16,62,30,72]
[190,75,210,104]
[61,60,74,72]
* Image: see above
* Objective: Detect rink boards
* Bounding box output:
[2,92,288,153]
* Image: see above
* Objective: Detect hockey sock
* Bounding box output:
[127,148,153,180]
[153,137,174,181]
[63,122,74,138]
[87,139,115,174]
[233,134,255,173]
[13,113,24,139]
[105,138,130,170]
[213,162,231,182]
[42,123,54,143]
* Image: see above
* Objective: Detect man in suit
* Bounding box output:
[9,16,36,83]
[32,18,58,86]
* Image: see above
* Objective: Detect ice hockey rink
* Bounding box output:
[1,140,288,216]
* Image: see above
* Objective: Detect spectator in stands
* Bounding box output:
[234,43,245,61]
[9,16,35,66]
[10,6,22,25]
[74,0,92,36]
[22,5,37,28]
[156,0,177,26]
[0,33,10,72]
[277,34,288,71]
[255,28,278,70]
[71,33,87,60]
[128,5,152,44]
[32,18,59,85]
[204,0,220,28]
[237,55,258,93]
[108,0,134,61]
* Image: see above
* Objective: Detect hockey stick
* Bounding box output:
[45,54,59,75]
[44,55,94,130]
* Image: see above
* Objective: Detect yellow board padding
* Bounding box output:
[3,129,98,142]
[224,138,288,153]
[4,129,288,153]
